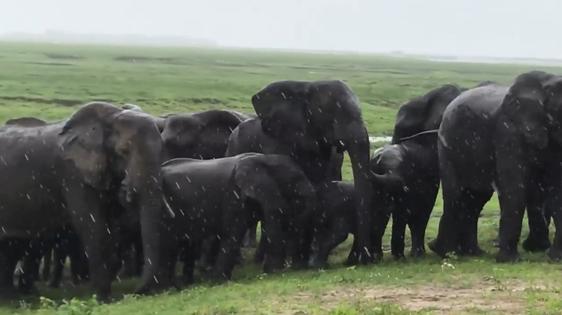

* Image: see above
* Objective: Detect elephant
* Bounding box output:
[310,85,462,265]
[309,181,355,267]
[0,102,170,300]
[160,153,317,283]
[369,84,462,258]
[429,71,562,262]
[251,80,374,264]
[226,116,343,252]
[160,110,250,160]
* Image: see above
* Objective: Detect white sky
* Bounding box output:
[1,0,562,59]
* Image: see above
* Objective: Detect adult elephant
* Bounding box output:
[226,117,343,252]
[160,110,250,159]
[429,71,562,262]
[0,102,169,300]
[251,80,374,263]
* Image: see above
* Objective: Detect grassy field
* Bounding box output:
[1,42,562,314]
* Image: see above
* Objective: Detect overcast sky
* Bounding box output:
[1,0,561,59]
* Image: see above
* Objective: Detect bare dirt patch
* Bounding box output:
[287,280,543,314]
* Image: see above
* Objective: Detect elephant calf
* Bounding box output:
[160,153,316,283]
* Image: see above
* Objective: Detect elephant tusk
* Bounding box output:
[397,129,439,142]
[162,196,176,218]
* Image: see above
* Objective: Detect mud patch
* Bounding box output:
[289,280,538,314]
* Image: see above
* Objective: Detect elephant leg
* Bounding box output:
[66,189,113,301]
[200,236,220,270]
[369,199,392,263]
[429,156,465,258]
[547,174,562,260]
[391,210,407,259]
[18,249,40,294]
[70,246,90,285]
[496,183,527,263]
[181,241,199,285]
[310,223,349,269]
[261,213,285,274]
[345,236,359,266]
[291,226,313,269]
[523,184,551,253]
[243,220,258,248]
[409,202,433,258]
[49,245,66,288]
[42,248,52,282]
[458,189,492,256]
[212,229,246,281]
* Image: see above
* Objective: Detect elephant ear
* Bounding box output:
[392,85,461,144]
[58,102,121,189]
[233,154,288,210]
[251,81,311,136]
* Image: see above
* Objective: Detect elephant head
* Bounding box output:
[499,71,559,150]
[252,80,374,262]
[160,110,247,159]
[57,102,167,290]
[392,84,462,144]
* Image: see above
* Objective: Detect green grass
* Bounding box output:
[1,42,562,314]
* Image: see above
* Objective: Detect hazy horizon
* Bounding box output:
[2,0,562,59]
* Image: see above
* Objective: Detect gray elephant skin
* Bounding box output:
[251,80,374,264]
[160,153,316,284]
[0,102,169,300]
[429,71,562,262]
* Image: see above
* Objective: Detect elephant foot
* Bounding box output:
[180,274,195,287]
[308,253,329,269]
[344,249,359,266]
[18,284,38,296]
[428,239,449,258]
[459,246,485,257]
[410,247,425,258]
[522,237,551,253]
[392,252,405,260]
[48,280,61,289]
[291,259,308,270]
[495,250,520,263]
[547,247,562,261]
[263,261,284,274]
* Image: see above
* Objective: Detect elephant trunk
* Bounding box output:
[370,171,404,190]
[125,148,173,293]
[345,122,376,263]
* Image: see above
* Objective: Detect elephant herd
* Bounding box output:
[0,71,561,302]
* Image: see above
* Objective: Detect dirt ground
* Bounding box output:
[287,279,549,314]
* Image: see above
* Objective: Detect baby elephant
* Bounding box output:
[161,153,316,283]
[311,134,440,266]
